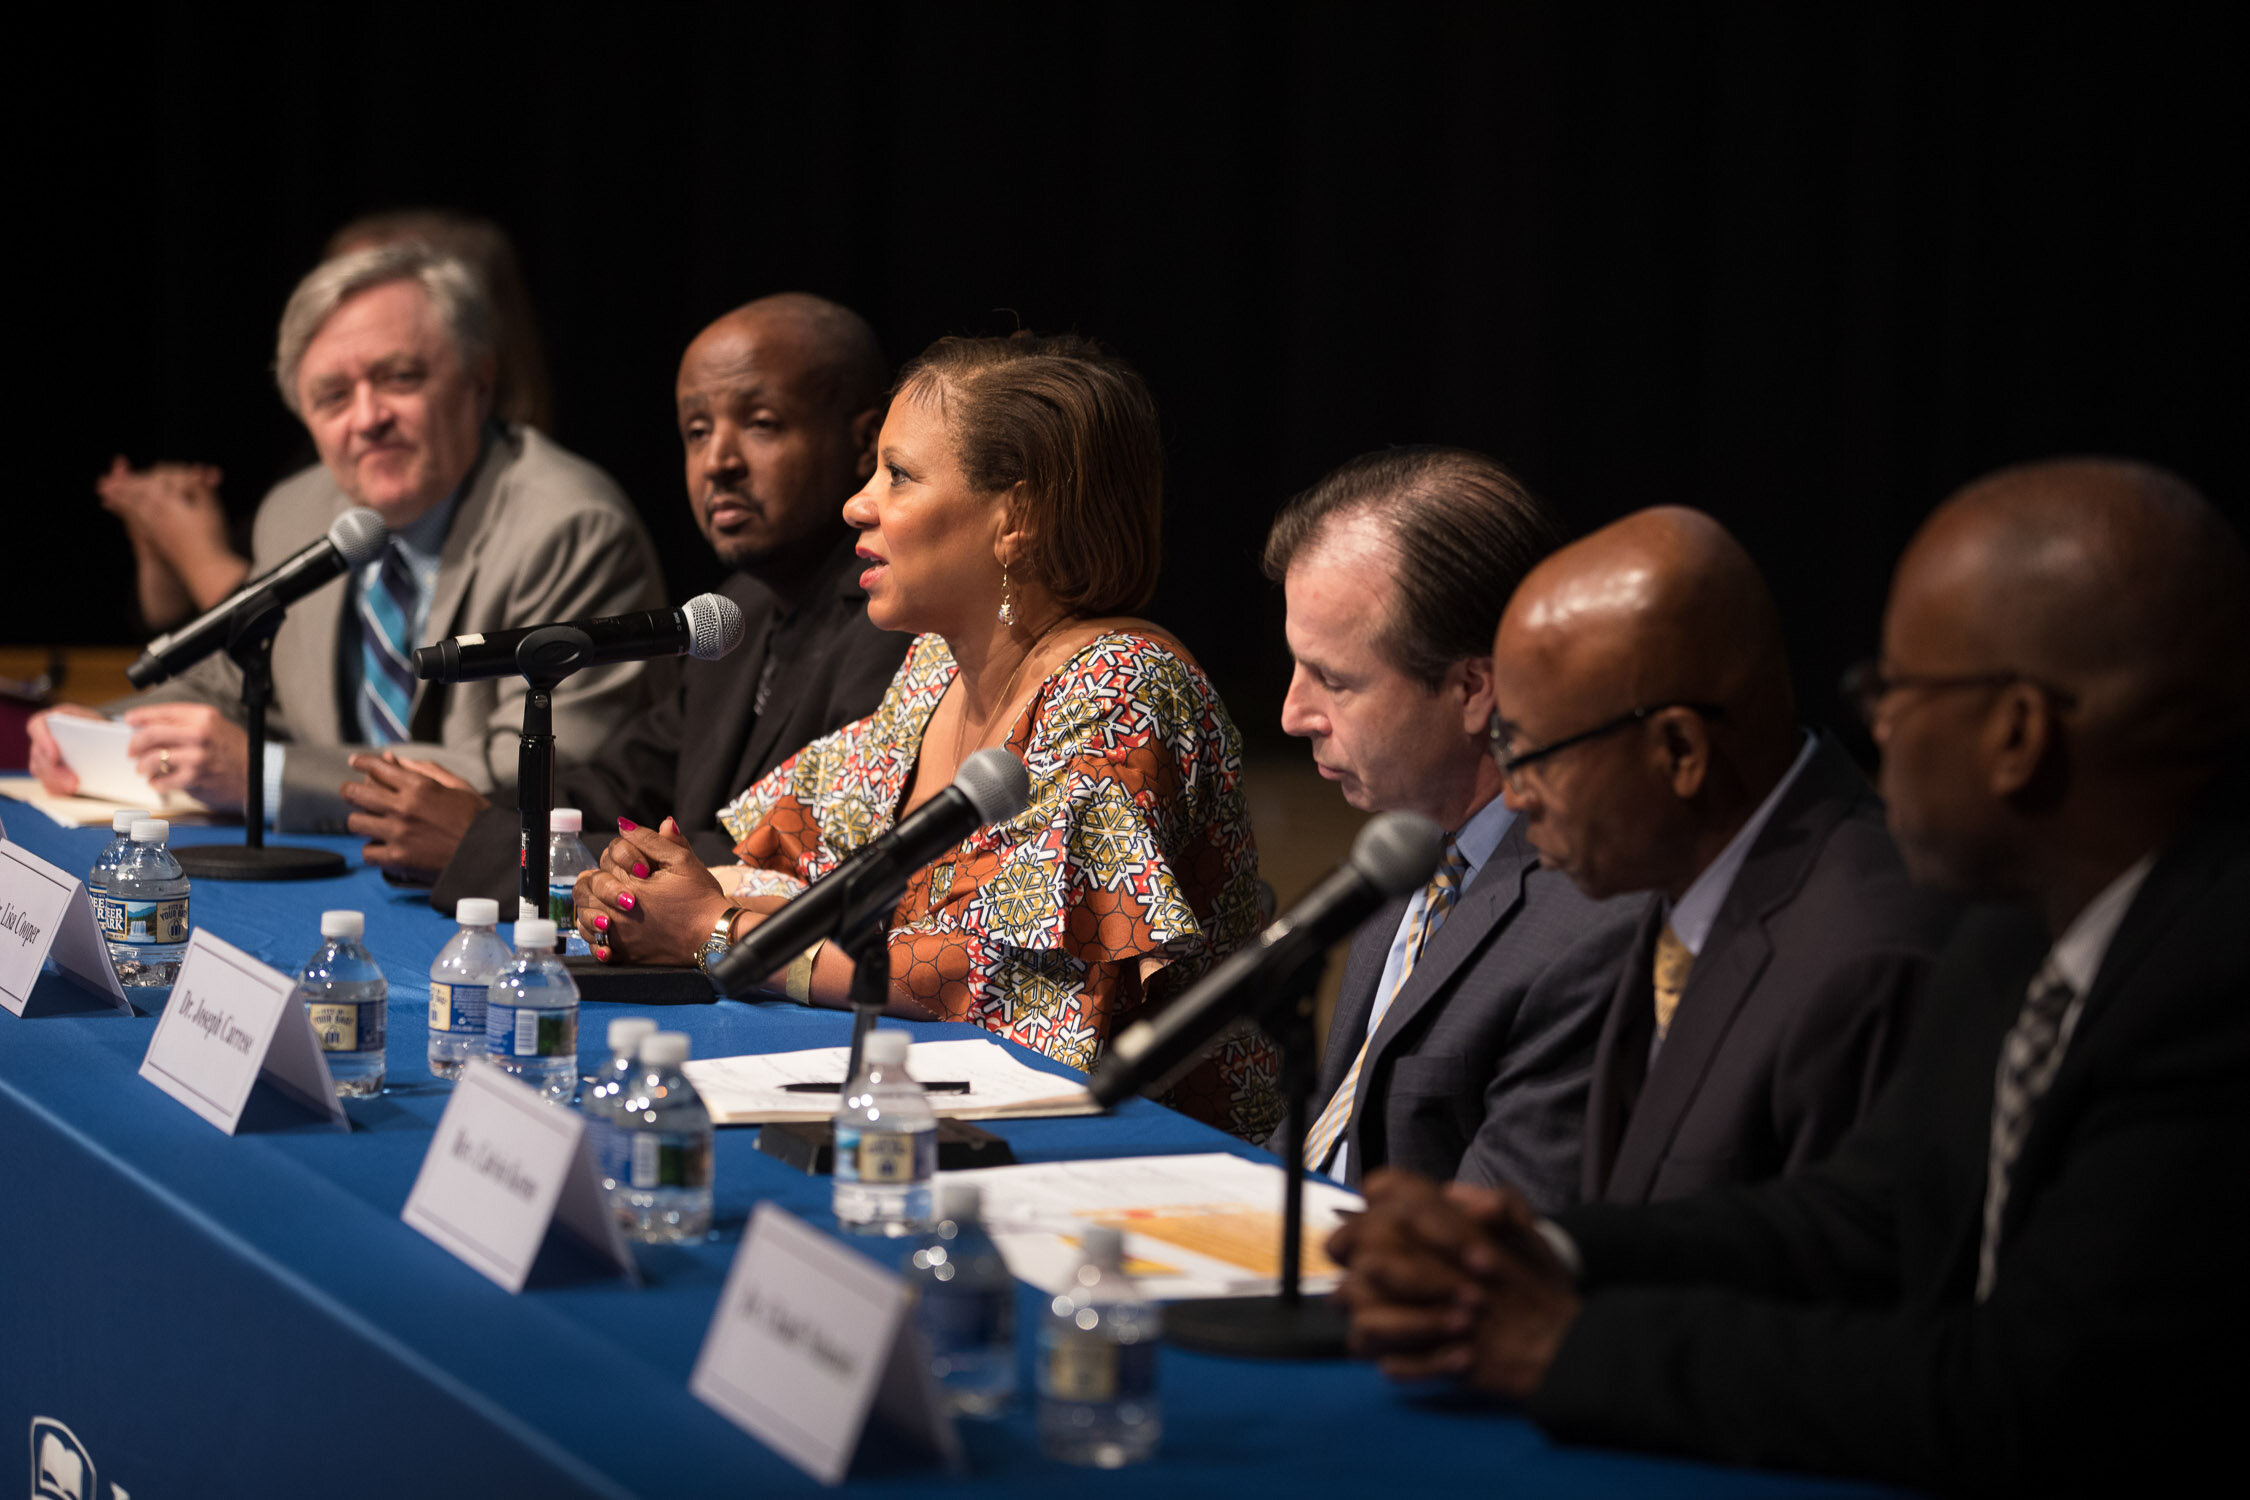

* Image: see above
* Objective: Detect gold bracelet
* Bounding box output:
[784,938,826,1003]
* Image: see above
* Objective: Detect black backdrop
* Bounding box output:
[26,4,2246,745]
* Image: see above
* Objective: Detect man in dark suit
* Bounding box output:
[1265,448,1639,1209]
[342,294,909,893]
[1483,507,1954,1204]
[1331,459,2250,1493]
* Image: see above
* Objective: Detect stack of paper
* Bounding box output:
[0,776,211,828]
[681,1037,1101,1125]
[946,1152,1365,1301]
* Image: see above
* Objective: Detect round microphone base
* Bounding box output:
[174,844,347,882]
[1162,1294,1350,1359]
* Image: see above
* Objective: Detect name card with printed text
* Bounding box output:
[691,1203,960,1485]
[137,928,346,1133]
[0,839,130,1016]
[401,1059,638,1293]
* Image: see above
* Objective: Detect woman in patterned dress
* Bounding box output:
[573,333,1279,1140]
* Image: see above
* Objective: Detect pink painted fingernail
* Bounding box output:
[591,913,609,933]
[595,945,611,963]
[630,861,650,880]
[617,892,636,911]
[617,817,637,832]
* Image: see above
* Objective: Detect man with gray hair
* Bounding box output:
[1266,447,1639,1209]
[30,242,664,831]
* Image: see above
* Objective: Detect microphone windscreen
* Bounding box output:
[328,508,389,569]
[1352,810,1447,897]
[684,593,746,661]
[955,747,1031,825]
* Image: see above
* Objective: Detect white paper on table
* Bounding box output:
[0,774,210,828]
[943,1152,1364,1302]
[682,1037,1100,1125]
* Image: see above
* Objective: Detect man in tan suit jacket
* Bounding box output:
[30,243,664,832]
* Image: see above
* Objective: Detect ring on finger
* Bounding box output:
[158,748,172,775]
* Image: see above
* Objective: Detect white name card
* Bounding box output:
[0,840,130,1016]
[401,1059,637,1293]
[691,1203,959,1485]
[138,928,346,1133]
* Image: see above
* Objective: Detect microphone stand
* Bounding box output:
[512,626,593,943]
[1161,942,1350,1359]
[172,588,346,881]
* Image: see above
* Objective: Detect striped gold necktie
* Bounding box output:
[1652,921,1693,1039]
[1303,837,1469,1171]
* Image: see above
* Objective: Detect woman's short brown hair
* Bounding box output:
[896,332,1163,615]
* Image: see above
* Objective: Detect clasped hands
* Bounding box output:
[572,817,776,967]
[1326,1169,1582,1400]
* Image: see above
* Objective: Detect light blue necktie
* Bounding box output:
[358,542,419,745]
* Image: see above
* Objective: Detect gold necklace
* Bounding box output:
[952,616,1065,769]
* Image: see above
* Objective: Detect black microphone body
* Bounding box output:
[708,748,1031,996]
[415,604,726,682]
[127,509,387,689]
[1087,811,1444,1107]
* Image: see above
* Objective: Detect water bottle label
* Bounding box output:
[428,982,486,1032]
[307,999,383,1054]
[547,882,575,928]
[1042,1337,1156,1403]
[486,1002,576,1059]
[834,1126,935,1185]
[113,897,189,946]
[629,1130,715,1190]
[93,895,126,939]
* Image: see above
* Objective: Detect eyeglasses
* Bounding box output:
[1488,702,1727,789]
[1839,660,2078,729]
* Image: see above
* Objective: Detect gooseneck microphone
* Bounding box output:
[127,508,389,688]
[1087,809,1444,1107]
[708,747,1032,997]
[412,593,747,682]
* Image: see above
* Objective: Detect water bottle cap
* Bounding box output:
[549,807,583,833]
[1081,1223,1125,1269]
[320,910,364,940]
[130,818,169,844]
[112,809,145,832]
[454,897,500,926]
[939,1183,984,1224]
[639,1031,690,1066]
[864,1030,909,1066]
[513,918,559,949]
[608,1016,658,1050]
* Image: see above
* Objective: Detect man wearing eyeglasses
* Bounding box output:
[1327,460,2250,1493]
[1265,448,1639,1210]
[1483,507,1956,1205]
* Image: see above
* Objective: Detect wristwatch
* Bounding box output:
[696,906,745,976]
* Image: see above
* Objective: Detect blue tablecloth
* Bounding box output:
[0,807,1905,1498]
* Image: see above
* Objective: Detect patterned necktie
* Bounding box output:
[1652,922,1694,1039]
[1976,960,2079,1301]
[1304,837,1470,1171]
[358,542,420,745]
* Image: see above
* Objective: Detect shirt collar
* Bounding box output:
[1665,730,1819,956]
[2046,854,2156,997]
[1449,790,1517,886]
[388,483,461,567]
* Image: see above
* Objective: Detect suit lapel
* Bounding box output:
[414,433,508,732]
[1317,891,1408,1110]
[1601,738,1867,1202]
[273,485,349,745]
[1364,829,1534,1066]
[692,574,776,811]
[1583,901,1661,1199]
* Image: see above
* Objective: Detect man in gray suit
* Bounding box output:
[29,243,664,833]
[1486,508,1956,1204]
[1266,448,1639,1211]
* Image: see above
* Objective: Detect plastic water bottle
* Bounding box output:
[1038,1223,1161,1467]
[583,1015,660,1195]
[832,1029,937,1235]
[609,1030,715,1242]
[548,808,595,956]
[427,897,511,1080]
[907,1182,1018,1418]
[86,808,143,920]
[296,910,387,1097]
[103,818,190,995]
[485,918,580,1102]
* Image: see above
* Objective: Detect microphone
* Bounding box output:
[127,509,388,688]
[1087,810,1444,1107]
[708,747,1032,997]
[412,593,746,682]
